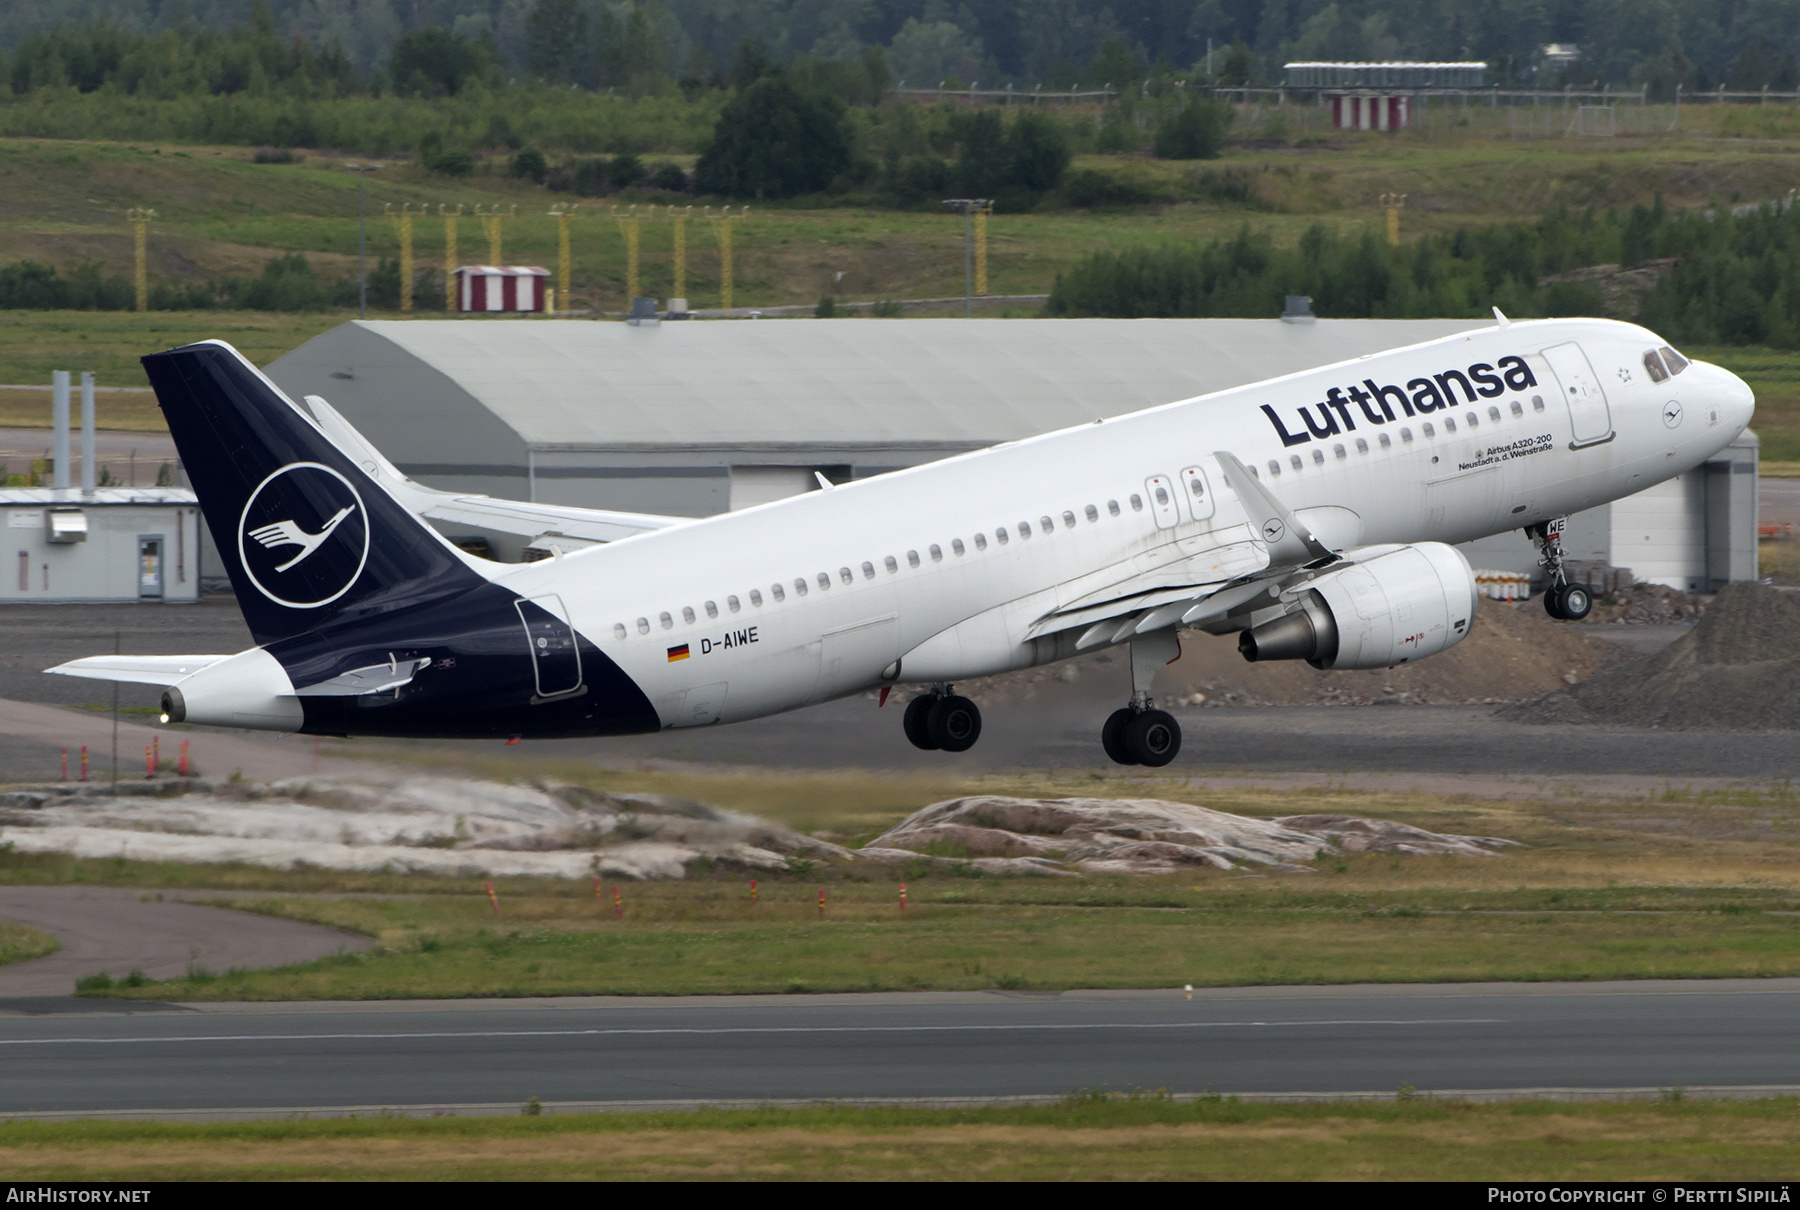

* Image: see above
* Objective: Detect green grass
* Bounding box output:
[18,770,1800,998]
[106,881,1800,1001]
[5,127,1800,359]
[3,1096,1799,1180]
[0,919,59,967]
[1689,345,1800,462]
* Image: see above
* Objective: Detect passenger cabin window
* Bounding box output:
[907,550,921,567]
[728,595,741,612]
[749,589,763,607]
[1661,346,1689,374]
[794,578,808,596]
[884,555,898,573]
[974,532,988,551]
[1107,500,1121,516]
[929,544,943,562]
[1334,443,1347,459]
[637,617,650,634]
[839,567,853,584]
[817,573,830,590]
[1400,427,1413,442]
[1444,417,1457,432]
[613,623,627,640]
[1062,510,1076,528]
[1312,449,1325,464]
[1129,494,1143,511]
[1488,406,1502,423]
[996,527,1009,545]
[1378,433,1391,448]
[1268,460,1282,476]
[1466,412,1479,428]
[682,606,696,624]
[1422,422,1436,437]
[771,584,784,602]
[1085,504,1098,522]
[1039,516,1053,534]
[1291,454,1304,469]
[1510,400,1523,417]
[1355,438,1368,454]
[705,601,718,618]
[862,561,875,579]
[1017,523,1031,540]
[1531,395,1546,412]
[952,539,965,556]
[659,611,673,629]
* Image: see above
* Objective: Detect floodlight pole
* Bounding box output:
[941,199,990,317]
[346,163,380,318]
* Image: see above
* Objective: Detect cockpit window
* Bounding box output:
[1643,350,1668,383]
[1661,346,1689,375]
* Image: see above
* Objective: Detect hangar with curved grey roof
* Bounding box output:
[262,315,1756,590]
[266,315,1487,516]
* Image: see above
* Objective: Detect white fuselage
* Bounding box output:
[467,318,1754,729]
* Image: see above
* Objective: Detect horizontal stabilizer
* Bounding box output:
[45,655,231,686]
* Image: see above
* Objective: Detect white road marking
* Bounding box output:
[0,1018,1504,1046]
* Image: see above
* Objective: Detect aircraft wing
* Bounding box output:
[45,655,232,686]
[1022,450,1342,649]
[302,394,685,545]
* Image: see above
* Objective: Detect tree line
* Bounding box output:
[1048,198,1800,349]
[7,0,1798,102]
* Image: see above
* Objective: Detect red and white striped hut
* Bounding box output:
[454,265,550,313]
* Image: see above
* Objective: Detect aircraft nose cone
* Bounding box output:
[1723,366,1756,430]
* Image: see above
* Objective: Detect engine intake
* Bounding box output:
[1238,543,1477,671]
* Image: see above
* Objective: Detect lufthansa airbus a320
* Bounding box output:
[50,316,1754,766]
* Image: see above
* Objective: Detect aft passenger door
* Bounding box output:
[1542,343,1614,448]
[516,594,583,699]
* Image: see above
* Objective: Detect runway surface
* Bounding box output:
[4,980,1799,1116]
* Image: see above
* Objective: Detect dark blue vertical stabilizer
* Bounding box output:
[144,340,484,645]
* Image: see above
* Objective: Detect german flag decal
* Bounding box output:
[666,644,690,662]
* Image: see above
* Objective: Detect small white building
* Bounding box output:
[0,488,203,603]
[454,266,550,313]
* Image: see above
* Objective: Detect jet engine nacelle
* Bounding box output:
[1237,543,1477,670]
[159,648,304,732]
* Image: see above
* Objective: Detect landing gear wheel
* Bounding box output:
[1543,585,1568,620]
[1123,709,1181,767]
[927,695,982,752]
[1559,582,1593,620]
[1101,708,1138,766]
[903,695,939,750]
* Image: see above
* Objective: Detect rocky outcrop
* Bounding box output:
[0,774,849,881]
[864,796,1519,875]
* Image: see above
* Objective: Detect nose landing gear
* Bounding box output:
[903,685,982,753]
[1527,518,1594,621]
[1100,630,1183,767]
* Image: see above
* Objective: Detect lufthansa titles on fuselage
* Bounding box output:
[1260,354,1540,448]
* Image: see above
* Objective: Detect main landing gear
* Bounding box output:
[1527,517,1594,622]
[1101,630,1183,768]
[903,685,983,753]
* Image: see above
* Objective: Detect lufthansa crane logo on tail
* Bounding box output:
[237,462,369,609]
